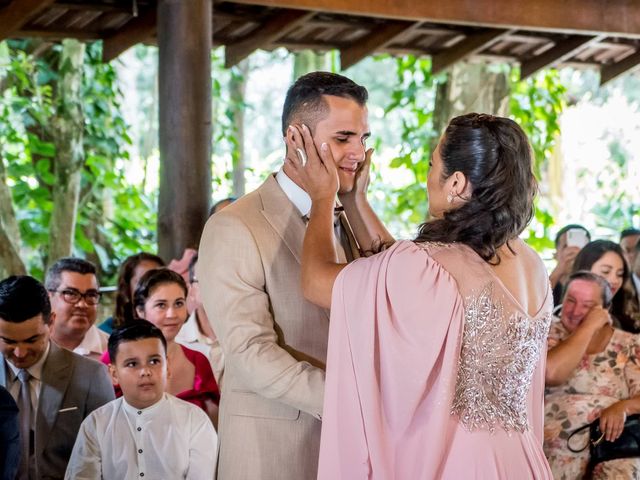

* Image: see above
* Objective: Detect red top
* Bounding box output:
[100,344,220,411]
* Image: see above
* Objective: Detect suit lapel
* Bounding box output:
[259,174,307,265]
[36,342,73,455]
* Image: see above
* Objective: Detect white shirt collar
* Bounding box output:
[74,325,108,356]
[7,340,50,381]
[176,312,213,345]
[275,168,311,217]
[122,393,167,417]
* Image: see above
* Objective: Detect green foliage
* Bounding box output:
[0,40,155,282]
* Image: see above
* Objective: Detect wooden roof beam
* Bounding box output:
[431,29,511,74]
[600,50,640,85]
[340,20,415,70]
[519,35,601,79]
[0,0,56,41]
[102,8,157,62]
[224,9,315,68]
[229,0,640,38]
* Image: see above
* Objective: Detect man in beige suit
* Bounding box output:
[198,72,370,479]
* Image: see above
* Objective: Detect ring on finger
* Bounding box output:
[296,148,307,166]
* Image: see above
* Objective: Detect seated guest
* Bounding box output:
[101,269,219,426]
[623,240,640,335]
[65,320,217,480]
[620,228,640,268]
[544,271,640,479]
[0,385,20,480]
[572,240,632,331]
[99,252,165,334]
[209,196,236,216]
[550,224,591,306]
[46,257,107,359]
[0,276,114,479]
[176,253,224,384]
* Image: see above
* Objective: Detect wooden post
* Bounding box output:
[157,0,212,262]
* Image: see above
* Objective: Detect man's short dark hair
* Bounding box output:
[281,71,368,136]
[108,319,167,362]
[564,270,613,309]
[44,257,98,291]
[554,224,591,248]
[0,276,52,325]
[621,228,640,242]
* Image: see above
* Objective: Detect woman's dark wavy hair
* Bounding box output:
[571,239,632,330]
[132,268,188,320]
[415,113,537,263]
[114,252,164,328]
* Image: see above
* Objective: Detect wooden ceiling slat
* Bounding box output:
[102,7,156,62]
[224,9,314,67]
[431,29,512,74]
[227,0,640,38]
[0,0,56,41]
[340,20,414,69]
[519,35,600,79]
[601,49,640,85]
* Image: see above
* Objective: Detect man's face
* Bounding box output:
[621,234,640,269]
[561,279,603,332]
[49,271,99,339]
[312,95,370,194]
[109,338,168,409]
[0,314,50,369]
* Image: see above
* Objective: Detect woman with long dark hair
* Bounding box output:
[287,113,553,478]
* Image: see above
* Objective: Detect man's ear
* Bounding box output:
[135,306,144,319]
[108,362,119,386]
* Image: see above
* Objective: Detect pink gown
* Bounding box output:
[318,240,553,479]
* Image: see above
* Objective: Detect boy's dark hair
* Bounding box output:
[621,228,640,241]
[108,319,167,362]
[0,275,52,325]
[44,257,98,291]
[554,224,591,248]
[281,71,368,136]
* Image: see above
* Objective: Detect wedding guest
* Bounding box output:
[544,271,640,479]
[550,224,591,306]
[66,320,217,480]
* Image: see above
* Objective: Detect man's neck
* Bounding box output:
[52,331,84,351]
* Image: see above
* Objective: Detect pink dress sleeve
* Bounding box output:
[318,241,465,479]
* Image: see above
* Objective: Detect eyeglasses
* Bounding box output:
[49,288,101,306]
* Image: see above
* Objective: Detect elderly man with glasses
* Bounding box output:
[46,258,107,360]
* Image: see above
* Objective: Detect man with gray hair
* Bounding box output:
[45,258,107,360]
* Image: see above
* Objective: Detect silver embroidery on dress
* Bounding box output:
[451,283,552,433]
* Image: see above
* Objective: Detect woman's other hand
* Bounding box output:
[339,147,374,202]
[598,401,628,442]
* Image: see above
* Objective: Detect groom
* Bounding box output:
[198,71,370,479]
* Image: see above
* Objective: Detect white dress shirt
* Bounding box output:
[276,168,311,216]
[73,325,108,357]
[6,341,51,429]
[65,394,217,480]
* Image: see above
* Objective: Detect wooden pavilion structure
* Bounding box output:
[2,0,640,259]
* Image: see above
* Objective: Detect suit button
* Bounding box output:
[138,449,143,454]
[137,427,142,431]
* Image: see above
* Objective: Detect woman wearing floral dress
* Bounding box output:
[544,271,640,479]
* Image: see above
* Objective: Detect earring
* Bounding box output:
[447,193,454,203]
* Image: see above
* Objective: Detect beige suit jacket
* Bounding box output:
[198,174,358,480]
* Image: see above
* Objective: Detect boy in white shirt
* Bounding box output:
[65,320,217,480]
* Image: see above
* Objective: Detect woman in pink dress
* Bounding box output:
[286,113,553,478]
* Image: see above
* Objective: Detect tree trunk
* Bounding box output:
[48,39,86,264]
[0,147,26,276]
[432,61,510,150]
[229,59,249,197]
[293,51,329,80]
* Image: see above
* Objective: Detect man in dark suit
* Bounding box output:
[0,384,20,480]
[0,275,114,480]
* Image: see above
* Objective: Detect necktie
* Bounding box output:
[301,208,349,263]
[17,369,31,480]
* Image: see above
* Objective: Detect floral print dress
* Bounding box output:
[544,319,640,479]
